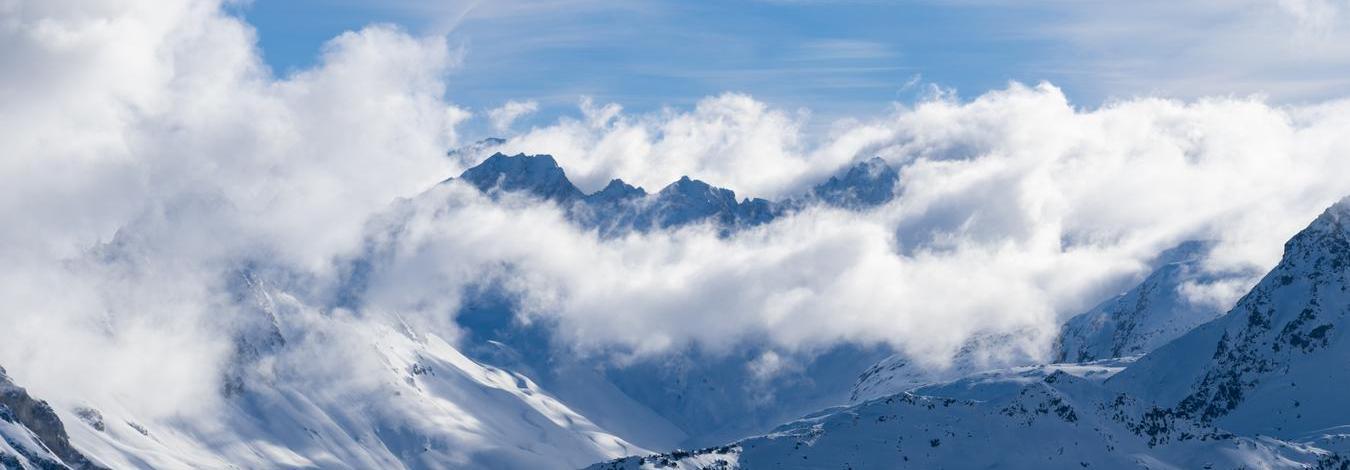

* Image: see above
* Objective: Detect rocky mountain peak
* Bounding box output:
[457,152,585,202]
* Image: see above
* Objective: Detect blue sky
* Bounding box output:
[237,0,1350,134]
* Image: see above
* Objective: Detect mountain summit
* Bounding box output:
[457,153,585,202]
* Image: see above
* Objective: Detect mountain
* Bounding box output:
[801,156,900,209]
[449,285,889,451]
[1056,241,1251,363]
[448,152,901,237]
[27,273,647,470]
[1110,197,1350,440]
[592,199,1350,469]
[590,360,1327,469]
[1,367,107,469]
[38,149,1350,469]
[428,154,907,448]
[457,153,585,203]
[449,153,778,236]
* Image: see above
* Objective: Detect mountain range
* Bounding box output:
[5,148,1350,469]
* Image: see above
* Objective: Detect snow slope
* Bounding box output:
[1,366,103,469]
[1056,241,1253,363]
[590,365,1330,470]
[33,276,645,470]
[1111,197,1350,440]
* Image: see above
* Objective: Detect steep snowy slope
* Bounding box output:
[34,274,646,470]
[1,367,106,469]
[591,363,1330,470]
[1056,241,1252,363]
[1,406,67,470]
[1111,198,1350,440]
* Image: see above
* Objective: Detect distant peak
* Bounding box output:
[661,176,736,202]
[665,176,711,192]
[478,152,560,167]
[808,156,900,208]
[852,156,897,176]
[457,152,582,202]
[588,178,646,202]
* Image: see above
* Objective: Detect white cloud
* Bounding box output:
[487,99,539,132]
[0,0,467,420]
[499,92,825,197]
[381,83,1350,368]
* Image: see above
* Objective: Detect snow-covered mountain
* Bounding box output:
[10,153,903,469]
[9,274,646,470]
[590,360,1330,469]
[451,152,901,237]
[1,367,105,469]
[23,149,1350,470]
[439,153,904,447]
[791,156,900,209]
[591,198,1350,469]
[1111,197,1350,440]
[1056,240,1253,363]
[452,153,776,236]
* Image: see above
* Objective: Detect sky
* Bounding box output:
[7,0,1350,433]
[237,0,1350,136]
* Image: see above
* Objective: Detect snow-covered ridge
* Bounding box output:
[1111,197,1350,438]
[590,366,1329,469]
[447,152,901,236]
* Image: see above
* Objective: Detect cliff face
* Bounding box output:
[0,367,107,470]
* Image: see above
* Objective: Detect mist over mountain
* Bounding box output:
[9,2,1350,468]
[12,149,1350,469]
[592,198,1350,470]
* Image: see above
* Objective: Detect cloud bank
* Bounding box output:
[5,0,1350,433]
